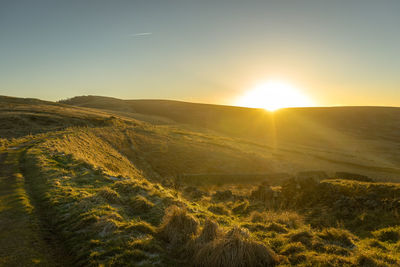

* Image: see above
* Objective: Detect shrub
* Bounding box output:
[157,205,199,247]
[193,226,278,267]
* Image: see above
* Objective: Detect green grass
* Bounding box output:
[0,147,67,266]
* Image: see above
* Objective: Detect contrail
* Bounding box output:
[129,32,153,37]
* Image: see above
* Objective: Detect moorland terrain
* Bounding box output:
[1,95,400,266]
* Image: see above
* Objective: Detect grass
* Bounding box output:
[193,226,279,267]
[1,95,400,266]
[0,148,67,266]
[14,130,400,266]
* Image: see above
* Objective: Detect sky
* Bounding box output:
[0,0,399,107]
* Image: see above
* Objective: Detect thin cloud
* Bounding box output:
[129,32,153,37]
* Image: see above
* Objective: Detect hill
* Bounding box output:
[1,95,400,266]
[61,95,400,181]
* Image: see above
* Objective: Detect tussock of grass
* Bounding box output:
[287,229,314,247]
[195,219,221,244]
[126,221,155,235]
[193,226,279,267]
[128,237,164,253]
[95,217,120,237]
[242,222,288,233]
[317,228,356,248]
[232,200,249,215]
[208,203,230,216]
[157,205,199,247]
[97,187,120,203]
[212,190,234,201]
[356,253,387,267]
[250,211,265,223]
[372,226,400,243]
[280,242,306,255]
[249,210,304,229]
[113,180,146,194]
[129,195,154,214]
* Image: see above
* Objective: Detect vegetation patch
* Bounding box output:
[372,226,400,243]
[157,205,199,247]
[193,227,279,267]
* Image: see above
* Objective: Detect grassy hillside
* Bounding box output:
[1,95,400,266]
[61,95,400,181]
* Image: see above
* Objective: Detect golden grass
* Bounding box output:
[2,96,400,266]
[157,205,199,247]
[193,226,279,267]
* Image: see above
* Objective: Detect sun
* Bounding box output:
[235,80,314,111]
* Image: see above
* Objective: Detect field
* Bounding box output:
[1,95,400,266]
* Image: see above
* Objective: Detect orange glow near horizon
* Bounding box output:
[235,80,314,111]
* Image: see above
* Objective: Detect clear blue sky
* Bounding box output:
[0,0,399,107]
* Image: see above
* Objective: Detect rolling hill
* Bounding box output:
[1,95,400,266]
[61,95,400,181]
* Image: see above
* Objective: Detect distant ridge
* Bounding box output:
[61,95,400,143]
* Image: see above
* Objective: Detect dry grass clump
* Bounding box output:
[186,219,221,258]
[366,239,387,250]
[265,222,288,233]
[356,253,387,267]
[317,228,357,248]
[250,211,265,223]
[208,203,230,216]
[129,195,154,214]
[95,214,122,237]
[241,222,288,234]
[372,226,400,243]
[280,242,306,255]
[126,221,156,235]
[113,180,146,194]
[0,138,9,150]
[195,219,221,244]
[97,187,120,203]
[287,229,314,247]
[157,205,199,246]
[128,237,164,253]
[193,226,279,267]
[248,210,304,229]
[263,210,304,229]
[232,200,249,215]
[212,190,234,201]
